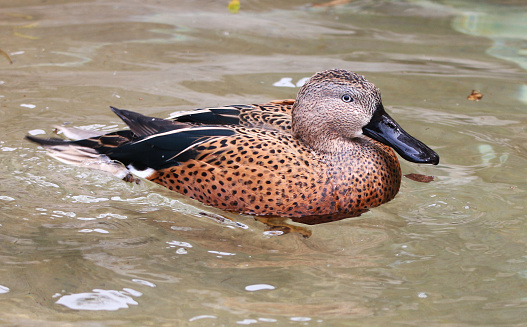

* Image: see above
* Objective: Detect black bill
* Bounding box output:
[362,105,439,165]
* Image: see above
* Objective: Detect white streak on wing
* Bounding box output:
[133,126,233,144]
[217,114,240,119]
[167,138,213,161]
[128,126,234,170]
[168,108,213,119]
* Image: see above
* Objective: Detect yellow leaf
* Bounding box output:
[13,31,39,40]
[228,0,240,14]
[13,20,39,40]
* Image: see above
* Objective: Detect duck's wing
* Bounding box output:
[25,101,293,181]
[169,99,294,132]
[90,125,236,171]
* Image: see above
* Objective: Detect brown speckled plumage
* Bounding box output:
[147,126,400,218]
[26,69,439,220]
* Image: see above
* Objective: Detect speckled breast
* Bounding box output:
[147,128,401,219]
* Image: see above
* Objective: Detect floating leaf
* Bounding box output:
[404,173,434,183]
[0,49,13,64]
[228,0,240,13]
[467,90,483,101]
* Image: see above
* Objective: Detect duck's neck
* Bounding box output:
[294,128,364,155]
[291,114,358,155]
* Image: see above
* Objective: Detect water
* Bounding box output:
[1,0,527,325]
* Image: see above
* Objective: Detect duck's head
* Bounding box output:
[292,69,439,165]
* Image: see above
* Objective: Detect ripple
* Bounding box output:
[55,288,140,311]
[132,279,156,288]
[189,315,217,322]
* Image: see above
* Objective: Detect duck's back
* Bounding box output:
[169,99,294,133]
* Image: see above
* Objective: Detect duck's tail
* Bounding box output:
[25,134,139,183]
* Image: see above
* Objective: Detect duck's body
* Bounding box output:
[152,109,401,218]
[27,69,438,219]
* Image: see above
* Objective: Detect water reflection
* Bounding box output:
[420,0,527,105]
[451,2,527,70]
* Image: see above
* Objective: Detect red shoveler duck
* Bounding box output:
[26,69,439,220]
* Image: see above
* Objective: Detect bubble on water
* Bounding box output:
[244,284,275,292]
[0,285,10,294]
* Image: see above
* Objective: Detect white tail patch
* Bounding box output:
[127,165,155,179]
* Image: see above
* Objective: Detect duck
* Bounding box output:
[26,69,439,220]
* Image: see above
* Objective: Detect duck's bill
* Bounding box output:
[362,105,439,165]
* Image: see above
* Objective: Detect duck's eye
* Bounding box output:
[341,94,353,103]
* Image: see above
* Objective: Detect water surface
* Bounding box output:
[1,0,527,325]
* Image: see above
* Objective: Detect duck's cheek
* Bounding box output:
[351,129,364,138]
[342,122,365,139]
